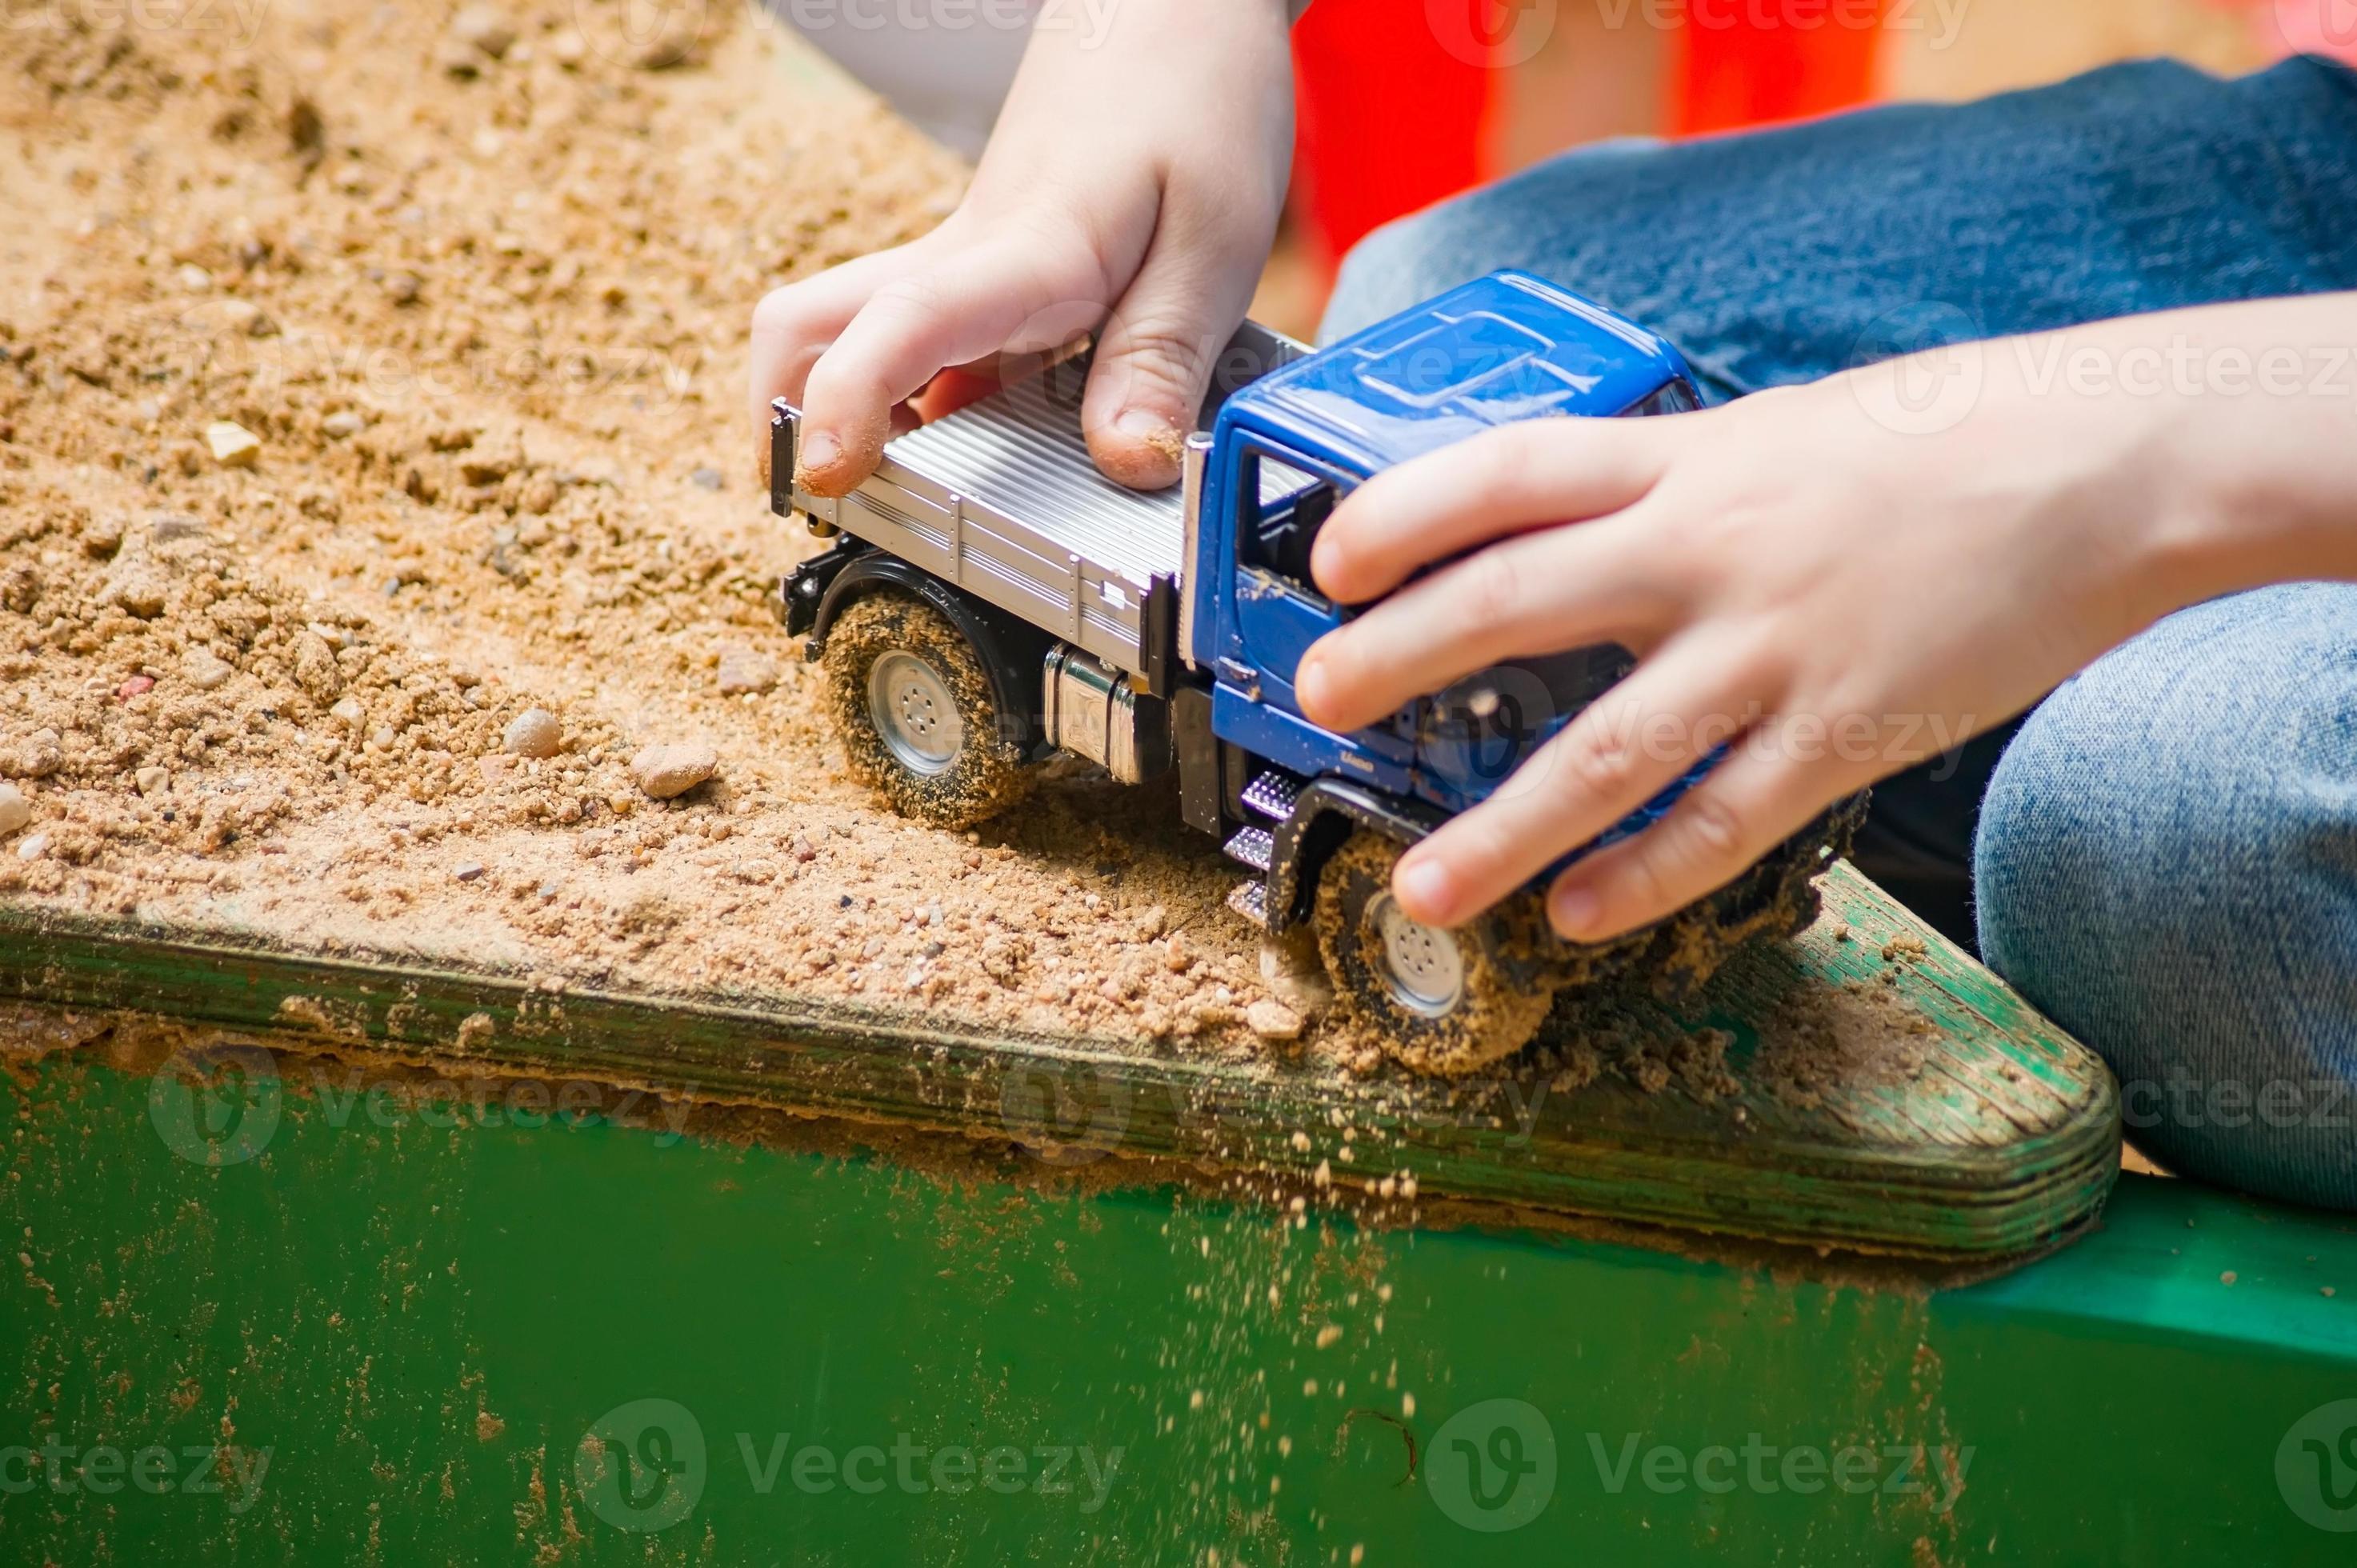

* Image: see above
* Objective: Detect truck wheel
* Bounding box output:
[822,591,1032,829]
[1313,830,1557,1076]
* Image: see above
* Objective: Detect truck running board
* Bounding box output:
[1227,879,1270,929]
[1240,769,1301,822]
[1223,826,1275,873]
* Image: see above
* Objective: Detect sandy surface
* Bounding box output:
[0,0,1306,1057]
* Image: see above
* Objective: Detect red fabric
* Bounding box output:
[1672,4,1888,135]
[1291,0,1494,271]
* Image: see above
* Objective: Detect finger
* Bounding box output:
[1387,642,1770,930]
[1545,741,1866,942]
[1295,516,1676,734]
[748,246,925,474]
[798,246,1105,496]
[1311,415,1678,605]
[1081,216,1266,490]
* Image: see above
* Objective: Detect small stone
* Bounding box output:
[322,410,366,438]
[293,631,342,702]
[185,651,234,690]
[714,646,778,697]
[116,674,154,701]
[383,271,422,306]
[503,706,563,758]
[16,832,48,862]
[454,862,488,882]
[450,4,518,56]
[0,783,27,838]
[150,514,206,542]
[630,740,717,800]
[329,695,366,726]
[205,420,262,468]
[135,766,170,796]
[218,298,278,338]
[1247,1000,1303,1042]
[690,466,724,490]
[178,263,214,293]
[549,30,586,66]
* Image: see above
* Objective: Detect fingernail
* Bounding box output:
[1114,407,1178,449]
[1395,856,1455,922]
[1551,883,1600,938]
[796,429,841,479]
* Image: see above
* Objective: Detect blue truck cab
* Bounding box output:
[770,270,1842,1073]
[1193,270,1697,820]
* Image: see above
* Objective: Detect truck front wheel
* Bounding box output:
[822,591,1032,829]
[1313,830,1557,1075]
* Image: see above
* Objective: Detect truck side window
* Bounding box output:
[1240,451,1341,597]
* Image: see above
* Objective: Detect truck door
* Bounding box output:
[1227,442,1348,713]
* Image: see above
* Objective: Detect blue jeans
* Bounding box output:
[1320,56,2357,1210]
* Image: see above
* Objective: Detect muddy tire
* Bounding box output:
[1313,830,1558,1077]
[821,590,1032,830]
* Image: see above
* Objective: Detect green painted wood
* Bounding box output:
[0,1050,2347,1566]
[0,860,2117,1261]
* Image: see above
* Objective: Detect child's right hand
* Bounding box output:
[750,0,1299,497]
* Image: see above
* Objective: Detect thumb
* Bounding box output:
[1082,245,1261,491]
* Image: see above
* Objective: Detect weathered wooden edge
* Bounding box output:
[0,884,2120,1263]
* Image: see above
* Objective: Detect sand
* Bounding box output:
[0,0,1299,1055]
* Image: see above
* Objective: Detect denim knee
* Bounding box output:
[1975,583,2357,1210]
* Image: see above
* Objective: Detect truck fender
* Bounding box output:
[1265,779,1444,934]
[792,544,1055,758]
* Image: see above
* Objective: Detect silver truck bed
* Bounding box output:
[779,326,1307,678]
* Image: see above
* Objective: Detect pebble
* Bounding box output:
[454,862,487,882]
[16,833,48,862]
[135,766,170,796]
[450,5,518,58]
[178,263,214,293]
[714,646,778,697]
[0,783,27,838]
[383,271,422,306]
[322,410,366,439]
[502,706,563,758]
[116,674,155,701]
[1247,1000,1303,1042]
[150,514,206,543]
[630,740,717,800]
[690,466,724,490]
[217,298,278,338]
[205,420,262,468]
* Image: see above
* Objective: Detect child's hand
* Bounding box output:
[750,1,1296,496]
[1294,296,2357,944]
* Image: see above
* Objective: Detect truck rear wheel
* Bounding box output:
[822,591,1032,830]
[1313,830,1557,1076]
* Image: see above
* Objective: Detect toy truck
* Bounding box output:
[770,271,1848,1072]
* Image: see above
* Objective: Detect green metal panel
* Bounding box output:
[4,1048,2355,1565]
